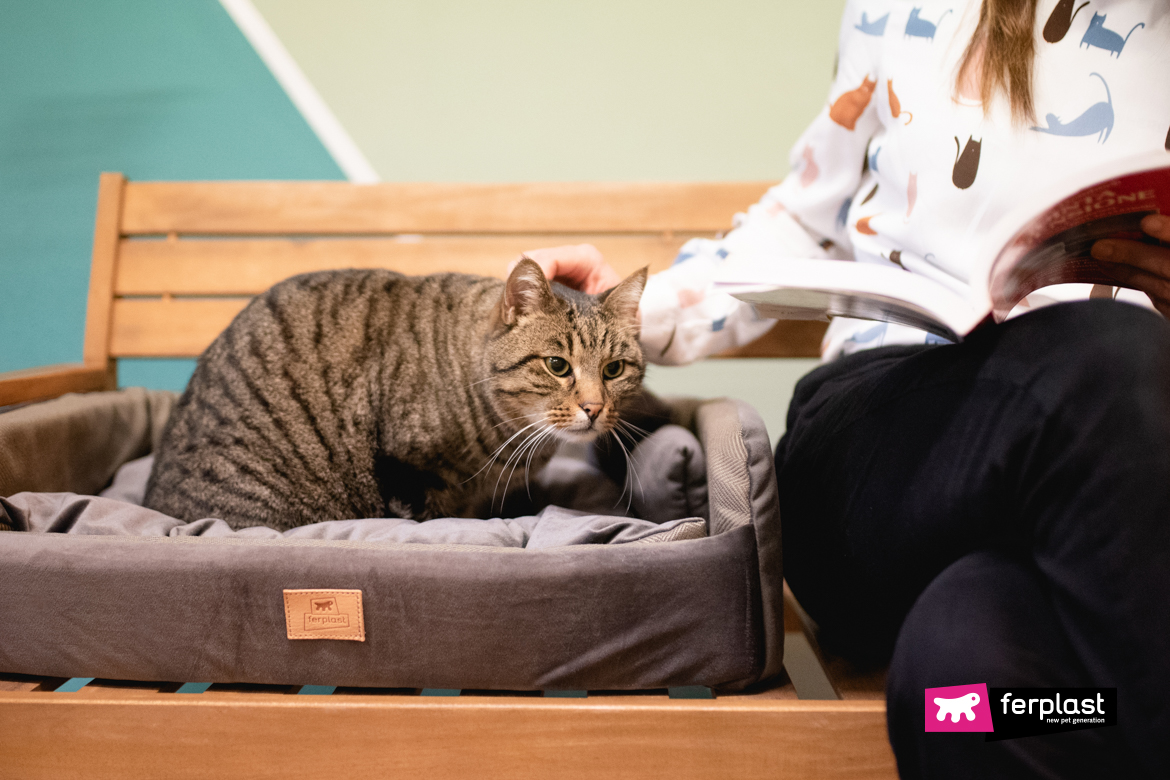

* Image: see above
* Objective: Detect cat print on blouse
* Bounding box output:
[904,7,952,41]
[952,136,982,189]
[830,75,877,130]
[800,145,820,186]
[1031,72,1114,143]
[887,80,912,124]
[855,11,889,36]
[1080,12,1144,57]
[837,197,853,229]
[1043,0,1090,43]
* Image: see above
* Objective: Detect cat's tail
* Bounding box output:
[1090,72,1111,107]
[1069,2,1089,25]
[935,8,953,27]
[901,110,913,126]
[1124,23,1145,46]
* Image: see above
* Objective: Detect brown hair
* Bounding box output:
[957,0,1039,123]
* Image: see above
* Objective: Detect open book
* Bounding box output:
[715,150,1170,342]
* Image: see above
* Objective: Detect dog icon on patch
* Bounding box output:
[311,598,338,614]
[925,683,993,732]
[934,692,981,723]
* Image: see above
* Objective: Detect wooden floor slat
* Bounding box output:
[0,690,894,780]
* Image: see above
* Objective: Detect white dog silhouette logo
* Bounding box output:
[934,692,981,723]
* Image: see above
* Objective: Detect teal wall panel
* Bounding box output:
[0,0,343,390]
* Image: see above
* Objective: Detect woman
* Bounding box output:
[523,1,1170,777]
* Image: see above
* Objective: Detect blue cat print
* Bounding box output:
[1032,73,1114,143]
[855,11,889,36]
[1081,13,1144,57]
[836,197,853,229]
[905,7,952,40]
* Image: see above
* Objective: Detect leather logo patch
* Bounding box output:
[283,589,365,641]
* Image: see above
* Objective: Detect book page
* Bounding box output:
[715,258,979,341]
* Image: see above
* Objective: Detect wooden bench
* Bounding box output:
[0,174,894,780]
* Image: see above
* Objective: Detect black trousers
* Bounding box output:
[774,300,1170,779]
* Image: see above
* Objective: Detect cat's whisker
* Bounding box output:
[459,413,540,456]
[608,428,643,513]
[492,423,551,512]
[522,426,559,500]
[615,418,652,438]
[614,422,648,505]
[463,420,544,485]
[500,426,549,510]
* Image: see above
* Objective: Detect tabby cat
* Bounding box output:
[143,259,648,531]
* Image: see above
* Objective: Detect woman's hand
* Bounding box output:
[509,244,622,294]
[1092,214,1170,317]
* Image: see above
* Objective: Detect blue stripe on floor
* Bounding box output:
[297,685,336,695]
[176,682,213,694]
[420,688,461,696]
[543,690,588,698]
[55,678,95,692]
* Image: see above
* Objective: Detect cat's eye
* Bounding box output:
[545,356,571,377]
[603,360,624,379]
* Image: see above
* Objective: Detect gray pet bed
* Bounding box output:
[0,388,783,691]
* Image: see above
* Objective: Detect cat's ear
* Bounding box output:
[499,258,556,326]
[599,266,648,327]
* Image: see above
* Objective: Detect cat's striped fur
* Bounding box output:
[143,260,648,531]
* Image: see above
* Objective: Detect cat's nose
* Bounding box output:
[579,402,603,421]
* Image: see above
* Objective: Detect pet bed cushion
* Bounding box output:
[2,490,706,548]
[0,389,783,691]
[628,424,709,523]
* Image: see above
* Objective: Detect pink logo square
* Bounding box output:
[925,683,994,732]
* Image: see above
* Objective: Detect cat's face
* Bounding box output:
[485,259,647,444]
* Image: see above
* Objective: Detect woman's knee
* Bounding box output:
[887,550,1136,779]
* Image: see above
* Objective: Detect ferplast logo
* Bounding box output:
[304,597,350,631]
[925,684,994,732]
[926,684,1117,740]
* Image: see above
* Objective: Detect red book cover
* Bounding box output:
[988,165,1170,319]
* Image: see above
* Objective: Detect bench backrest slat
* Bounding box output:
[119,181,770,235]
[114,234,695,297]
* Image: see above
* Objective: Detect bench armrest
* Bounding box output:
[0,364,114,408]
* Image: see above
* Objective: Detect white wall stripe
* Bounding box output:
[219,0,380,183]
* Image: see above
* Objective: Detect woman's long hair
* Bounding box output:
[957,0,1039,123]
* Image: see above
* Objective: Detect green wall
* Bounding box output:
[252,0,844,182]
[0,0,343,388]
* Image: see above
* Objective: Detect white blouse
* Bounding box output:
[639,0,1170,364]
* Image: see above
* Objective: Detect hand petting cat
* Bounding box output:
[1092,214,1170,318]
[512,244,621,295]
